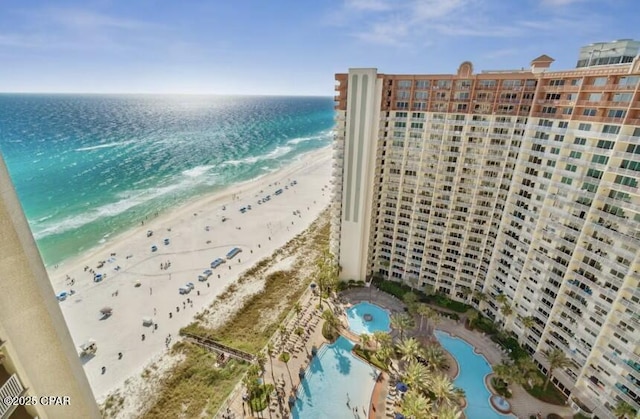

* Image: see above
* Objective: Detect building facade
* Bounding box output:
[0,154,101,419]
[332,45,640,418]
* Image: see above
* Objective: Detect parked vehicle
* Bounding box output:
[211,258,225,268]
[147,230,153,237]
[179,287,190,295]
[185,282,195,290]
[164,238,170,245]
[151,245,158,252]
[226,247,242,259]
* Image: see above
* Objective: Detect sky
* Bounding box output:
[0,0,638,96]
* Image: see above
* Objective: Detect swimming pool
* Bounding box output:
[346,302,391,335]
[434,330,514,419]
[291,336,377,419]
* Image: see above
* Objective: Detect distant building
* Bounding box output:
[332,42,640,418]
[0,154,101,419]
[576,39,640,68]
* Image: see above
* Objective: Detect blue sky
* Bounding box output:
[0,0,638,95]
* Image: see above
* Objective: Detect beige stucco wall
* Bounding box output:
[338,68,382,280]
[0,154,101,419]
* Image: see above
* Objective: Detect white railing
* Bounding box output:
[0,374,25,417]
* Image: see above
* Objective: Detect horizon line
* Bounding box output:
[0,91,333,98]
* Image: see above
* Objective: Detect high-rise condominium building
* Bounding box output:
[331,41,640,418]
[0,154,101,419]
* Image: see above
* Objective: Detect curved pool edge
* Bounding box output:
[291,335,377,418]
[434,329,518,419]
[345,301,392,336]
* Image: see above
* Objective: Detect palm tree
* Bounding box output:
[397,337,422,364]
[278,352,294,387]
[372,330,392,350]
[460,287,472,302]
[493,362,522,393]
[472,290,487,304]
[266,343,276,388]
[435,404,463,419]
[417,304,435,333]
[402,361,430,393]
[466,309,479,329]
[543,348,571,391]
[293,302,302,325]
[316,248,338,307]
[401,390,433,419]
[255,351,267,376]
[422,344,448,372]
[495,294,508,305]
[322,309,339,335]
[613,400,637,419]
[429,373,460,408]
[500,304,513,319]
[391,312,415,341]
[521,315,536,330]
[516,357,543,389]
[375,345,395,370]
[403,291,419,313]
[359,333,371,350]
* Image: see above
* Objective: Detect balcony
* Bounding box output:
[0,373,26,418]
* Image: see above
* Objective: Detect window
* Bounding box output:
[626,144,640,154]
[574,137,587,145]
[607,109,626,119]
[398,80,412,88]
[410,122,423,129]
[570,79,582,86]
[394,121,407,128]
[415,91,429,100]
[436,80,451,89]
[478,80,496,88]
[586,169,603,179]
[614,175,638,188]
[602,125,620,135]
[558,121,569,129]
[411,112,424,119]
[561,176,573,185]
[593,77,607,86]
[551,147,560,155]
[583,108,597,116]
[456,80,472,89]
[621,160,640,172]
[565,164,577,172]
[397,90,410,99]
[578,123,592,131]
[618,76,639,86]
[396,101,409,109]
[396,112,408,118]
[542,107,557,114]
[596,140,614,149]
[549,79,565,86]
[569,151,582,159]
[415,80,430,89]
[588,93,602,102]
[562,108,573,115]
[613,93,632,102]
[592,155,609,165]
[454,92,470,100]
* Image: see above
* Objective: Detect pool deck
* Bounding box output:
[216,285,575,419]
[340,286,576,419]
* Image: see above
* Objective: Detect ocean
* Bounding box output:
[0,94,335,267]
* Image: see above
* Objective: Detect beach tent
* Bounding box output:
[100,307,113,317]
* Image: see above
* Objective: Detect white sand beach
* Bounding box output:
[48,146,333,402]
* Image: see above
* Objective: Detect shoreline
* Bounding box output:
[48,144,334,401]
[46,145,331,280]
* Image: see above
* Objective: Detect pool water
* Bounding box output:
[346,302,391,335]
[435,330,514,419]
[291,336,378,419]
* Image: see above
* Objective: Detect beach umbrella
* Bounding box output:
[100,307,113,315]
[309,282,317,289]
[395,382,408,392]
[394,413,405,419]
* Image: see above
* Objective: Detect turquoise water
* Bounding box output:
[434,330,514,419]
[0,94,334,266]
[292,336,377,419]
[346,302,391,335]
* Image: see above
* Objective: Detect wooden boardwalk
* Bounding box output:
[182,332,255,363]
